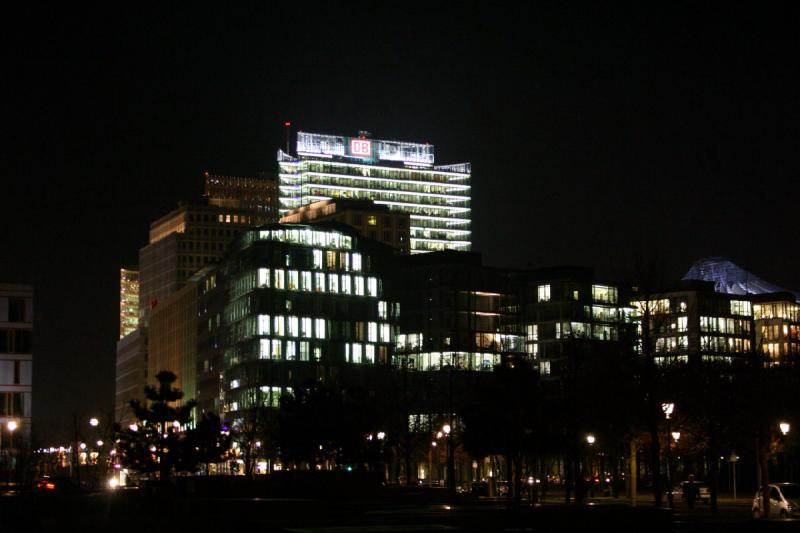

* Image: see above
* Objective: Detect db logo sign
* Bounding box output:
[350,138,372,157]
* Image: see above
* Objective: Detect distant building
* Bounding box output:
[115,328,147,425]
[278,131,471,253]
[119,268,139,339]
[203,171,278,216]
[139,203,275,322]
[631,280,754,365]
[752,293,800,365]
[389,251,523,372]
[147,279,198,409]
[0,284,33,448]
[514,267,631,376]
[280,198,411,254]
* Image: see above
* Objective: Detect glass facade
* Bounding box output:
[203,224,399,417]
[278,132,471,253]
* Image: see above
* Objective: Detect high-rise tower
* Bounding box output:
[278,132,471,254]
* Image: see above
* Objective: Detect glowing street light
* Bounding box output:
[586,435,596,445]
[672,432,681,443]
[780,422,790,436]
[89,417,99,427]
[442,424,451,435]
[7,420,17,432]
[662,403,675,419]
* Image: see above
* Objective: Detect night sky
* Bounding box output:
[3,4,799,443]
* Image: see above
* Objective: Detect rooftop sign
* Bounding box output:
[297,132,435,165]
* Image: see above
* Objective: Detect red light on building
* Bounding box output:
[284,121,291,127]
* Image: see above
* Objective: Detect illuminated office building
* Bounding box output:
[196,224,400,419]
[516,267,631,376]
[280,198,411,254]
[631,281,755,365]
[119,268,139,339]
[752,294,799,365]
[278,132,471,253]
[390,251,523,373]
[0,284,33,448]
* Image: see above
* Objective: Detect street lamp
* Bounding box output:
[672,432,681,443]
[6,420,17,484]
[662,403,676,508]
[89,417,99,427]
[779,422,791,481]
[585,435,597,495]
[443,424,454,495]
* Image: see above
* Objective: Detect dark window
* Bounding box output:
[9,298,25,322]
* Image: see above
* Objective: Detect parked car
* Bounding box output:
[34,475,80,492]
[752,483,800,519]
[680,480,710,503]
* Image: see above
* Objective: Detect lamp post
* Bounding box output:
[671,432,681,493]
[443,423,454,496]
[780,422,791,481]
[662,403,675,509]
[7,420,17,485]
[586,435,596,498]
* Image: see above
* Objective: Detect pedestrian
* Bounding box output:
[684,474,698,509]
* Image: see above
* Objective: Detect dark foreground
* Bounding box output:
[1,486,797,533]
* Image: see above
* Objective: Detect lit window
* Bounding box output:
[288,270,299,290]
[367,277,378,297]
[326,251,336,269]
[538,285,551,302]
[313,249,323,269]
[258,268,270,288]
[352,343,363,363]
[378,301,388,319]
[315,319,326,339]
[367,215,377,226]
[365,344,375,363]
[271,339,282,359]
[273,315,285,336]
[677,316,688,332]
[328,273,339,293]
[288,316,299,337]
[341,275,352,294]
[368,322,377,342]
[315,272,325,292]
[352,253,362,272]
[539,360,551,375]
[258,314,270,335]
[301,317,312,338]
[286,341,296,361]
[341,252,350,271]
[259,339,270,359]
[313,346,321,361]
[301,271,312,291]
[299,341,309,361]
[355,276,365,296]
[380,323,390,342]
[730,300,752,316]
[274,269,285,289]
